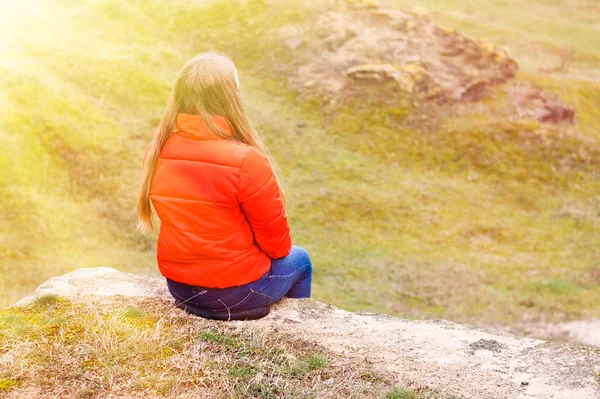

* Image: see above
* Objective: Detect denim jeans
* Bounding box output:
[166,246,312,321]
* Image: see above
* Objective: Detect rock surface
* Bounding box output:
[284,4,517,102]
[282,1,574,123]
[516,319,600,349]
[16,268,600,399]
[14,267,170,306]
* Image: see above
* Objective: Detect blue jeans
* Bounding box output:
[166,246,312,321]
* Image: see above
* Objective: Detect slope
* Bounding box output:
[0,0,598,330]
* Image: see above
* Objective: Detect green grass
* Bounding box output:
[0,0,598,330]
[385,386,460,399]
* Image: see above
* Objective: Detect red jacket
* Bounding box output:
[150,113,292,288]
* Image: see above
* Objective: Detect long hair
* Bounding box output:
[136,52,284,233]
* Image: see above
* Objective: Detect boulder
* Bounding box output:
[283,1,574,123]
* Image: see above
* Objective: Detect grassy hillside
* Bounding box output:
[0,0,598,329]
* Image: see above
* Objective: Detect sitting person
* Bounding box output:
[136,52,312,321]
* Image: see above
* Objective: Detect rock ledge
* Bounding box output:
[16,268,600,399]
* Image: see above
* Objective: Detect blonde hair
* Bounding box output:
[137,52,283,233]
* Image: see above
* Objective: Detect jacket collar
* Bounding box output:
[175,113,233,140]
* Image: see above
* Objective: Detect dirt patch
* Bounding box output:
[282,1,574,123]
[509,81,575,123]
[468,339,505,354]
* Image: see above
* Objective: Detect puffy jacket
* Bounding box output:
[150,113,292,288]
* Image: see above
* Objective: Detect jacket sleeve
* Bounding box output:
[237,148,292,259]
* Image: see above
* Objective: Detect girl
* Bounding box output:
[136,52,312,321]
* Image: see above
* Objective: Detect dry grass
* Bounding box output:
[0,295,455,398]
